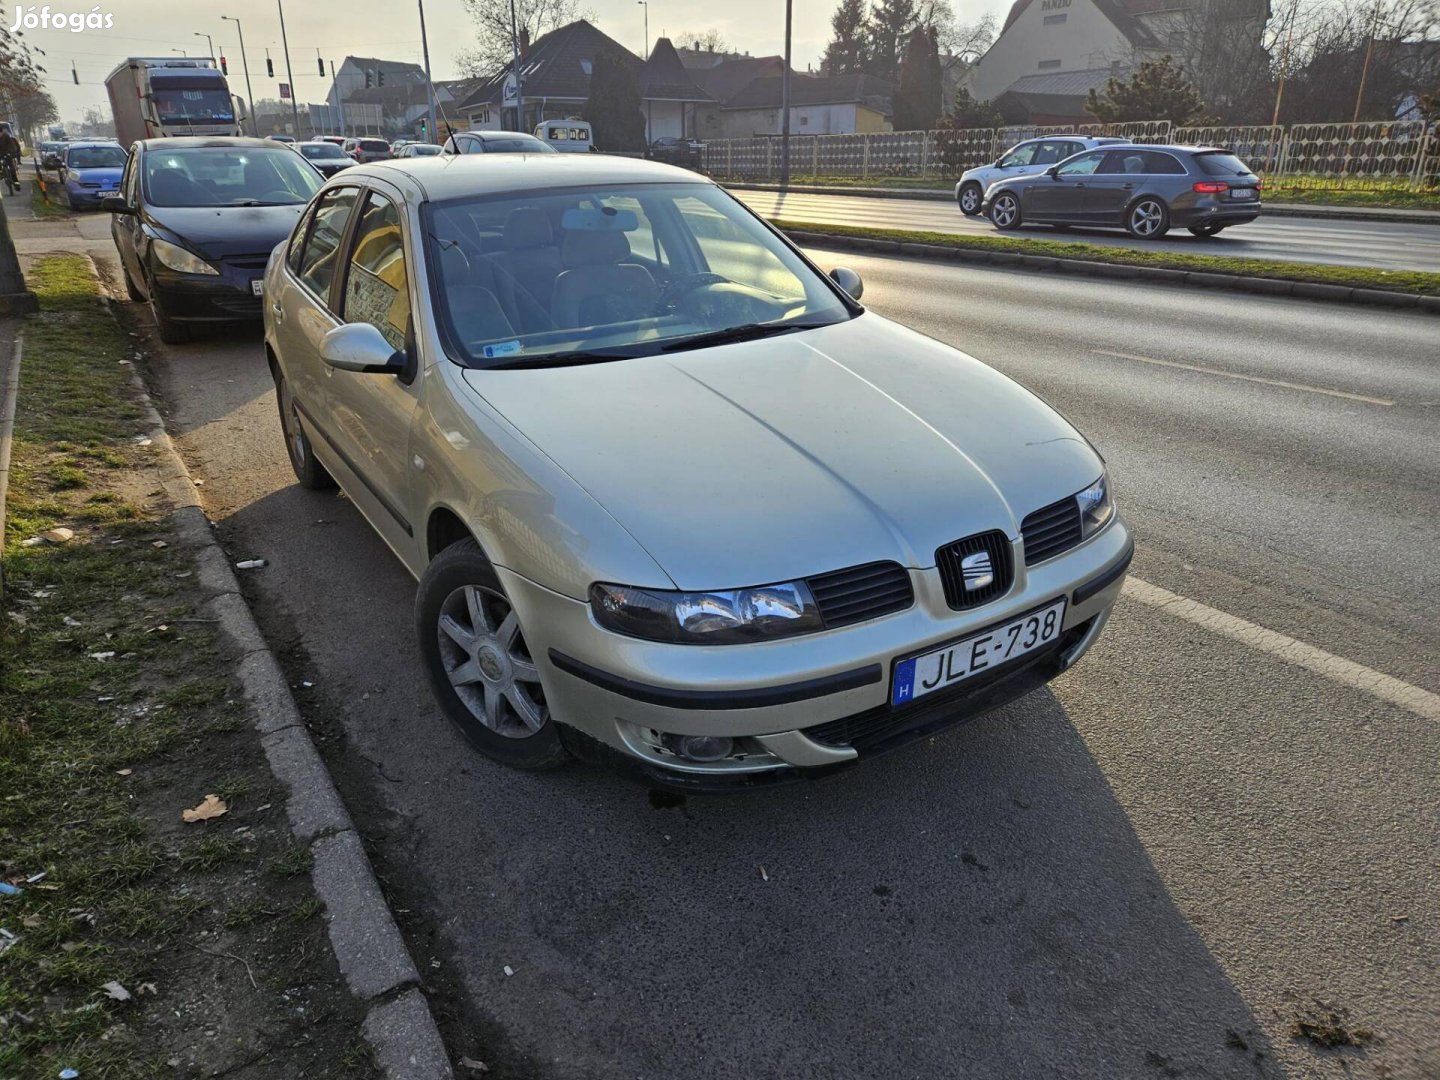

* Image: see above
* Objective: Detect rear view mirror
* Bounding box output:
[320,323,406,374]
[101,196,135,215]
[829,266,864,301]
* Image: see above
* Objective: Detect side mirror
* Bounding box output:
[1046,166,1060,178]
[829,266,864,301]
[101,196,135,214]
[320,322,406,374]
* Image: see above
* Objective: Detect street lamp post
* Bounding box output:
[276,0,302,137]
[780,0,792,186]
[221,15,258,136]
[418,0,437,144]
[637,0,649,60]
[193,32,214,61]
[507,0,524,131]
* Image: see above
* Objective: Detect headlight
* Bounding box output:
[590,580,824,644]
[151,238,218,276]
[1076,472,1114,539]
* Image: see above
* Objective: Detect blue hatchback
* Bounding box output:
[59,142,128,210]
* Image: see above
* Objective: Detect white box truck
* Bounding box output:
[105,57,244,146]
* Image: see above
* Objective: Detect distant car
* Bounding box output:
[983,144,1262,240]
[35,140,68,173]
[955,136,1126,217]
[395,142,443,158]
[56,141,129,210]
[265,134,297,144]
[296,140,356,177]
[442,130,555,155]
[317,135,347,146]
[645,136,701,167]
[534,119,595,153]
[390,138,412,154]
[105,137,324,343]
[344,137,392,163]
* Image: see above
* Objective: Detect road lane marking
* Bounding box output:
[1124,577,1440,721]
[1093,350,1394,405]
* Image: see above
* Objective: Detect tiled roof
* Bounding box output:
[689,56,786,103]
[460,20,641,110]
[636,38,713,102]
[1002,67,1119,95]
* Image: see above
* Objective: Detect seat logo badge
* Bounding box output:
[961,551,994,591]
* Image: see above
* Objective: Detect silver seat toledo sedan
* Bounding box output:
[263,154,1132,788]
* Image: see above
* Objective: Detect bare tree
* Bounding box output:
[1165,0,1276,122]
[456,0,594,75]
[671,28,729,52]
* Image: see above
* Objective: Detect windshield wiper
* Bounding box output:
[483,349,645,370]
[657,319,830,354]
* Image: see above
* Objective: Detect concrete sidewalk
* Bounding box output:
[723,181,1440,226]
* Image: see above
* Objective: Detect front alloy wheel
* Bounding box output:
[957,183,982,216]
[990,192,1022,231]
[416,540,570,770]
[1126,197,1170,239]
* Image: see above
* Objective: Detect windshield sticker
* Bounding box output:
[482,340,522,359]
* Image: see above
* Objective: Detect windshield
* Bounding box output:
[67,145,127,169]
[428,181,852,369]
[142,148,323,207]
[1196,152,1254,177]
[151,87,235,126]
[300,143,343,159]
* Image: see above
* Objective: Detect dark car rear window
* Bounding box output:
[360,140,389,152]
[1195,152,1253,177]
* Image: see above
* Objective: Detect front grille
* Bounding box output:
[211,295,263,316]
[1021,496,1082,565]
[936,530,1013,609]
[806,561,914,629]
[223,256,271,271]
[806,621,1088,750]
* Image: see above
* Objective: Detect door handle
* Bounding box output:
[1074,182,1086,188]
[1122,184,1134,190]
[270,301,284,324]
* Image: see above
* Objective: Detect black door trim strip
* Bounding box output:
[293,396,413,537]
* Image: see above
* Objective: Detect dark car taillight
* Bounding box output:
[1192,181,1229,193]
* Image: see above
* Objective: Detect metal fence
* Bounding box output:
[701,119,1438,191]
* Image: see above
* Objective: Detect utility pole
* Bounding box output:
[780,0,792,186]
[637,0,649,59]
[508,0,524,131]
[1352,0,1384,123]
[277,0,302,136]
[330,59,344,137]
[418,0,437,143]
[222,16,257,136]
[1270,0,1300,127]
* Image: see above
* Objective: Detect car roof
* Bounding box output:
[1099,144,1230,154]
[135,136,277,151]
[65,141,122,149]
[338,153,709,201]
[458,130,543,140]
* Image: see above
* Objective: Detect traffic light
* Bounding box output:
[377,69,385,87]
[365,68,373,88]
[220,55,229,76]
[266,57,274,78]
[419,119,427,137]
[317,57,325,76]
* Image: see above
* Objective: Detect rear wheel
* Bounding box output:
[416,539,570,771]
[1125,197,1170,240]
[1188,222,1226,237]
[274,370,335,490]
[989,192,1022,231]
[957,182,982,216]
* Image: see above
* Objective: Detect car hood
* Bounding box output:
[460,313,1103,590]
[144,203,307,259]
[67,167,124,184]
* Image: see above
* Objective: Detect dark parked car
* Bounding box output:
[295,140,355,177]
[441,130,555,155]
[343,137,392,163]
[105,137,323,343]
[982,145,1262,240]
[645,136,701,167]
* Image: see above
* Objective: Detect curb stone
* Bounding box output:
[781,228,1439,313]
[81,259,454,1079]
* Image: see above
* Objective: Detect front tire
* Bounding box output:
[122,266,144,302]
[989,191,1022,231]
[151,296,191,343]
[1125,197,1170,240]
[957,182,982,216]
[416,539,570,771]
[274,371,335,490]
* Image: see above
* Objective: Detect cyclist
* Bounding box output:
[0,123,22,195]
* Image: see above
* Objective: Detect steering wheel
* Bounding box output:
[655,272,729,313]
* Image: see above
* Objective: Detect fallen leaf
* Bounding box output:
[41,527,75,543]
[116,769,132,777]
[87,652,115,662]
[21,914,41,928]
[63,616,81,627]
[137,982,158,996]
[459,1057,490,1072]
[101,980,131,1001]
[151,540,167,549]
[181,794,228,823]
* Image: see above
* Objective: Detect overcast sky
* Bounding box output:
[27,0,1010,124]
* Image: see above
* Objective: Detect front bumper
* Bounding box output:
[64,186,118,208]
[504,516,1132,787]
[149,263,265,323]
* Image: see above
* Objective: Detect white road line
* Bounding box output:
[1094,350,1394,406]
[1124,577,1440,721]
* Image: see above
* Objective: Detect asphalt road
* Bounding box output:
[24,204,1440,1079]
[731,187,1440,273]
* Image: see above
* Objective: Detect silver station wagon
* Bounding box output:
[263,154,1132,789]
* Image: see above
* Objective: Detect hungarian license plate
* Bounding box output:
[98,189,118,198]
[1231,187,1257,200]
[891,599,1067,706]
[250,279,264,296]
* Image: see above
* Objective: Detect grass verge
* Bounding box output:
[0,255,373,1078]
[772,218,1440,296]
[28,178,70,222]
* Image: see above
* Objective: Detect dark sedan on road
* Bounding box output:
[645,136,702,168]
[983,145,1262,240]
[105,137,323,343]
[295,140,356,177]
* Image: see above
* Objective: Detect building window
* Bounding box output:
[1038,59,1061,69]
[580,60,592,75]
[800,115,809,126]
[1043,12,1067,23]
[1168,30,1186,49]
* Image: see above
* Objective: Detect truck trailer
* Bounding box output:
[105,58,244,146]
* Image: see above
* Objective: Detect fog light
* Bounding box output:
[674,735,734,762]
